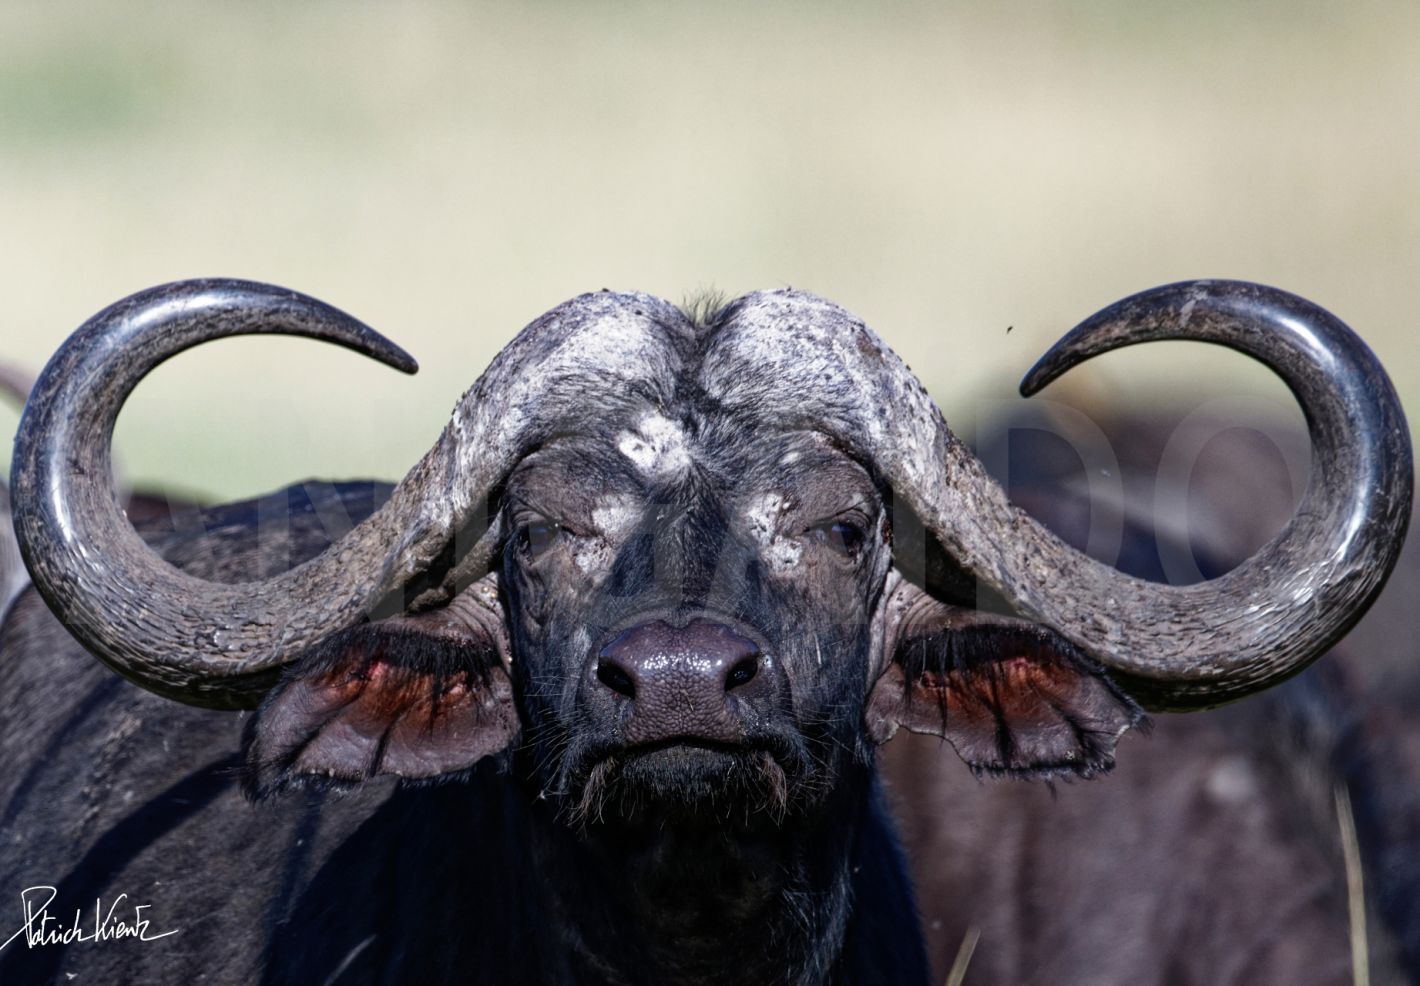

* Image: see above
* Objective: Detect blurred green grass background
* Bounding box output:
[1,1,1416,499]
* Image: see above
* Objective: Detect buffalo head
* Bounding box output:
[8,281,1412,834]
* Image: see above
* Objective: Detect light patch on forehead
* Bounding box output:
[746,492,803,573]
[570,493,644,578]
[616,413,691,479]
[746,492,789,545]
[591,494,641,540]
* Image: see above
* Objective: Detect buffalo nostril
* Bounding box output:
[596,661,637,699]
[726,656,759,691]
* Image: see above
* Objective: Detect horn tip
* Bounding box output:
[384,346,420,375]
[1018,352,1064,397]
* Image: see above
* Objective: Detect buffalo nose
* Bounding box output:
[595,620,769,745]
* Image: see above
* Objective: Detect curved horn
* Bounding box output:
[12,280,690,710]
[702,281,1412,710]
[1003,281,1412,707]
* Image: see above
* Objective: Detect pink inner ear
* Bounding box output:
[287,662,518,780]
[922,656,1097,764]
[938,655,1085,724]
[868,625,1143,777]
[244,589,520,798]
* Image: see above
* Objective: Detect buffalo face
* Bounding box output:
[502,422,893,829]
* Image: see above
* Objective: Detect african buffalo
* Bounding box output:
[0,279,1411,985]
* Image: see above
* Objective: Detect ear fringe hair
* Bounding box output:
[897,623,1148,781]
[241,620,505,801]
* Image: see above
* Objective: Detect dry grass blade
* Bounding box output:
[1334,782,1370,986]
[944,925,980,986]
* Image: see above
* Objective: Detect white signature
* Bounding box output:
[0,886,180,952]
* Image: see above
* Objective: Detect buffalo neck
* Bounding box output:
[258,762,928,985]
[522,761,927,986]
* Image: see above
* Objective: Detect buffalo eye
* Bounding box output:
[519,518,561,557]
[808,520,865,560]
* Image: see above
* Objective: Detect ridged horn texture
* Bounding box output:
[11,279,691,709]
[700,281,1412,711]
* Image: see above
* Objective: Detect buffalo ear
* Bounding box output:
[867,606,1144,779]
[243,609,519,800]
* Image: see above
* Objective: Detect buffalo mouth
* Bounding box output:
[562,735,808,829]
